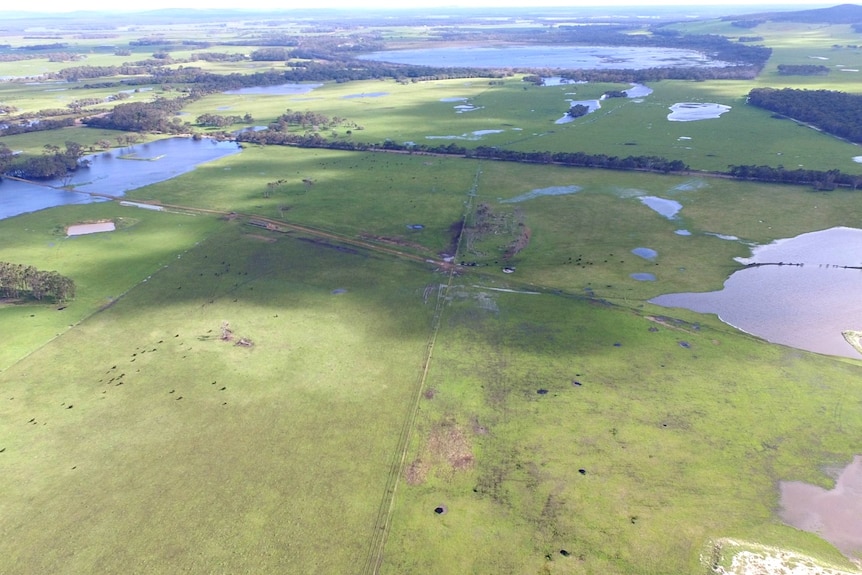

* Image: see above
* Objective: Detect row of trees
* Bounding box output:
[235,129,690,174]
[747,87,862,143]
[777,64,830,76]
[0,262,75,302]
[726,164,861,190]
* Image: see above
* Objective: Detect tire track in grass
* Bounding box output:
[361,166,481,575]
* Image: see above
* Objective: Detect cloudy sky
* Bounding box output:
[4,0,837,13]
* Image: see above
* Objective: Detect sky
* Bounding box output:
[5,0,839,13]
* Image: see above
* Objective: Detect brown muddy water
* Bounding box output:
[780,456,862,562]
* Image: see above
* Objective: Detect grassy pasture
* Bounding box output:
[3,12,862,575]
[0,202,223,371]
[383,285,862,574]
[3,144,862,573]
[181,75,862,173]
[0,216,436,574]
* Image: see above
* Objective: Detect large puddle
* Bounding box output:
[780,456,862,561]
[639,196,682,219]
[500,185,582,203]
[359,45,732,69]
[222,83,322,96]
[668,102,731,122]
[0,137,241,220]
[650,227,862,359]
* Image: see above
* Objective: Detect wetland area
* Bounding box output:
[3,5,862,575]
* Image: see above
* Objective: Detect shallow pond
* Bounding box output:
[0,137,241,220]
[639,196,682,220]
[650,227,862,359]
[223,83,322,96]
[632,247,658,260]
[359,45,731,70]
[501,185,582,203]
[668,102,731,122]
[342,92,388,99]
[780,455,862,561]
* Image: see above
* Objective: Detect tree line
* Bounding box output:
[747,87,862,143]
[0,262,75,302]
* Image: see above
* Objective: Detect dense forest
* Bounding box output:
[0,261,75,302]
[747,87,862,143]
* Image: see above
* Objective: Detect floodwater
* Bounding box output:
[668,102,731,122]
[500,185,582,203]
[359,45,731,70]
[632,247,658,260]
[630,273,656,281]
[67,221,116,236]
[0,137,241,220]
[555,99,602,124]
[639,196,682,219]
[342,92,388,99]
[650,227,862,359]
[222,83,322,96]
[426,129,505,141]
[780,456,862,561]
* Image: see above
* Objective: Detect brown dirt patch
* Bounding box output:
[359,233,429,252]
[405,421,474,485]
[244,233,277,243]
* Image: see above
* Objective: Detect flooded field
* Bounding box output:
[0,137,240,220]
[651,227,862,359]
[359,45,731,69]
[780,456,862,562]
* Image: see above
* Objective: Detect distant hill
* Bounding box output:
[723,4,862,24]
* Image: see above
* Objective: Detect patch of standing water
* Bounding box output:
[675,229,692,236]
[426,129,504,141]
[853,156,862,164]
[67,221,115,236]
[779,455,862,562]
[630,273,656,281]
[501,185,582,203]
[668,102,731,122]
[632,247,657,260]
[555,99,602,124]
[540,76,586,86]
[639,196,682,219]
[704,232,740,241]
[358,45,732,69]
[0,137,241,221]
[650,227,862,359]
[672,178,707,192]
[223,83,323,96]
[342,92,388,99]
[624,83,653,98]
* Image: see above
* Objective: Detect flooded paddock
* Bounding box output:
[651,227,862,359]
[67,221,116,236]
[780,456,862,562]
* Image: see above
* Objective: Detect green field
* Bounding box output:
[2,7,862,575]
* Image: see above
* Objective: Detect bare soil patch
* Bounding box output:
[405,421,474,485]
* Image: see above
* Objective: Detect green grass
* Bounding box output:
[3,13,862,575]
[383,287,862,574]
[0,217,436,574]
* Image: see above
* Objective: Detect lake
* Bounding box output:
[0,137,241,221]
[650,227,862,359]
[358,45,732,69]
